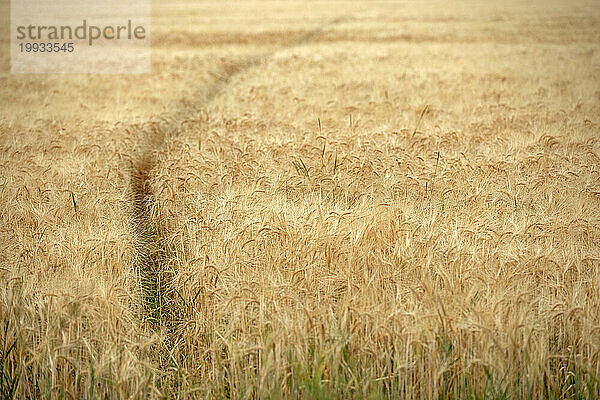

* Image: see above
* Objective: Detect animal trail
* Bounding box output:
[129,17,346,329]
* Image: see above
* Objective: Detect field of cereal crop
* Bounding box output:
[1,1,600,398]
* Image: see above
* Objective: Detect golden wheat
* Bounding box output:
[1,0,599,398]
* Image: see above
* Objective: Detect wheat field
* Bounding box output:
[1,0,599,398]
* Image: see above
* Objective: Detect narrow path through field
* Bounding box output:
[130,16,346,330]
